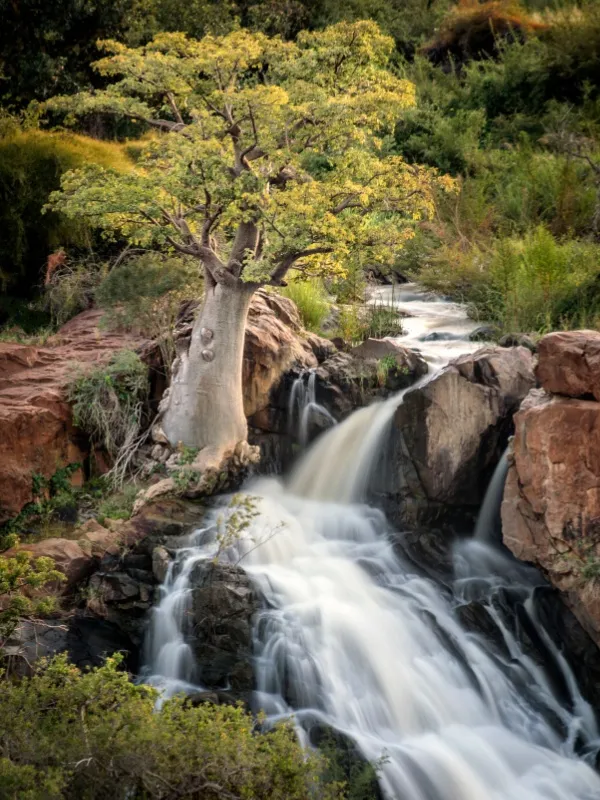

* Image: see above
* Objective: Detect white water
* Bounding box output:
[288,369,336,447]
[370,283,485,368]
[143,285,600,798]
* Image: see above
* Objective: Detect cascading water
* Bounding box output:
[143,285,600,799]
[288,369,336,447]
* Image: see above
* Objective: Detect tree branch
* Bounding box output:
[269,246,334,286]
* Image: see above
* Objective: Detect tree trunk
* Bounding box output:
[162,281,254,450]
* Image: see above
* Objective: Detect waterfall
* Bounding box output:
[143,285,600,799]
[474,449,510,543]
[288,369,336,447]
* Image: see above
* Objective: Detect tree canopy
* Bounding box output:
[45,22,454,291]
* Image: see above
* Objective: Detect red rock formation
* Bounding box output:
[502,330,600,648]
[536,329,600,400]
[0,310,147,522]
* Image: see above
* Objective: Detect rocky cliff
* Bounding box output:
[502,330,600,648]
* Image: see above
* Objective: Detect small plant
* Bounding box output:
[581,557,600,582]
[280,278,331,332]
[96,484,139,527]
[172,467,203,494]
[363,302,404,339]
[376,354,399,387]
[67,350,149,484]
[177,444,199,465]
[41,254,107,327]
[0,550,65,645]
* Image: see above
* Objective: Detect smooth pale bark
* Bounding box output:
[163,281,254,450]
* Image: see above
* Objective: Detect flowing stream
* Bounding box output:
[143,285,600,799]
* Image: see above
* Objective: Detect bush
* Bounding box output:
[0,130,133,298]
[41,254,108,327]
[96,484,139,526]
[96,253,203,374]
[0,655,345,800]
[67,350,149,468]
[280,278,331,332]
[419,227,600,333]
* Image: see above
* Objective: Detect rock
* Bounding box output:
[77,519,121,559]
[0,309,151,523]
[243,290,325,418]
[185,561,259,693]
[5,538,93,588]
[314,343,428,420]
[374,346,535,529]
[502,388,600,648]
[536,330,600,400]
[469,325,499,342]
[498,333,537,353]
[152,546,172,583]
[3,616,138,676]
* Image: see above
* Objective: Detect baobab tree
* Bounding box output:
[47,21,453,452]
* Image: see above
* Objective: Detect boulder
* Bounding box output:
[77,518,122,559]
[374,346,535,529]
[243,290,332,418]
[0,309,149,523]
[3,616,138,676]
[5,538,93,588]
[185,561,259,693]
[502,388,600,648]
[536,330,600,400]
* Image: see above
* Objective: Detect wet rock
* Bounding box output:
[152,546,172,583]
[536,330,600,400]
[469,325,499,342]
[375,346,535,530]
[186,561,259,693]
[499,333,537,353]
[502,387,600,648]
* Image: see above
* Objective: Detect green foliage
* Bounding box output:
[96,484,139,526]
[582,557,600,582]
[0,550,64,642]
[67,350,149,462]
[364,300,404,339]
[280,279,331,332]
[0,654,344,799]
[0,130,132,298]
[44,24,452,293]
[177,445,200,465]
[419,227,600,334]
[42,256,108,327]
[96,252,203,373]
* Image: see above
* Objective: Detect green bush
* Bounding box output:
[419,227,600,334]
[67,350,149,464]
[0,131,132,298]
[280,278,331,332]
[96,485,139,526]
[0,654,345,800]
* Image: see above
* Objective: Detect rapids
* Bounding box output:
[143,285,600,799]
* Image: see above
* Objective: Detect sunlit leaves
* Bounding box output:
[45,21,456,284]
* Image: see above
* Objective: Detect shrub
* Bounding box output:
[67,350,149,469]
[0,655,345,800]
[96,253,203,374]
[280,278,331,332]
[419,227,600,333]
[96,484,139,526]
[41,254,108,327]
[0,131,133,298]
[0,552,64,644]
